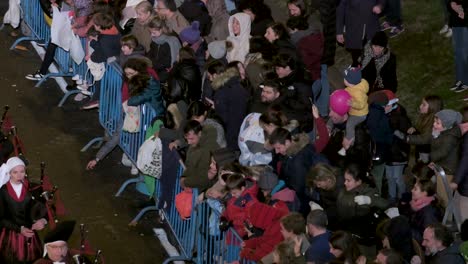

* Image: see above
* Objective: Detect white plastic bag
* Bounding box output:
[137,135,163,178]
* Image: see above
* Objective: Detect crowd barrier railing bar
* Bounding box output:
[81,61,122,152]
[161,174,199,264]
[10,0,51,50]
[57,38,93,107]
[434,164,462,231]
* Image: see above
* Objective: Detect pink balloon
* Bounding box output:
[330,89,351,116]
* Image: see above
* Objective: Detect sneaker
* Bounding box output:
[450,81,463,90]
[73,93,87,102]
[81,100,99,110]
[389,26,405,38]
[445,28,452,38]
[121,153,133,167]
[76,83,89,91]
[72,74,81,81]
[381,21,392,31]
[25,71,44,81]
[338,147,346,156]
[439,24,449,34]
[131,165,139,175]
[454,84,468,93]
[80,89,92,96]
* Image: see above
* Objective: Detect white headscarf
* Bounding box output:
[226,12,251,63]
[0,157,25,187]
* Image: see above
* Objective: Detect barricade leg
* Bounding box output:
[115,175,144,197]
[81,137,104,152]
[58,90,81,107]
[129,205,158,226]
[10,36,38,50]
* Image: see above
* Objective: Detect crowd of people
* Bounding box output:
[1,0,467,262]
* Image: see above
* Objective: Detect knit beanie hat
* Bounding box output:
[257,166,278,190]
[435,109,462,129]
[208,40,227,59]
[344,66,362,85]
[371,31,388,48]
[180,21,201,45]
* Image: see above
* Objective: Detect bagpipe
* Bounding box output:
[70,224,104,264]
[0,106,14,163]
[27,162,66,230]
[1,105,66,229]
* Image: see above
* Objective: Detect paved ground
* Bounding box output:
[0,6,167,264]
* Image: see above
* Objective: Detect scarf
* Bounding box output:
[410,195,434,211]
[152,34,182,67]
[361,42,391,89]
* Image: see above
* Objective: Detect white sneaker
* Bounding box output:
[77,83,89,91]
[80,89,92,96]
[338,148,346,156]
[73,93,87,102]
[131,165,139,175]
[72,74,81,81]
[439,24,449,34]
[121,153,132,167]
[445,28,452,38]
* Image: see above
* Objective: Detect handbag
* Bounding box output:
[136,135,162,178]
[122,101,141,133]
[175,188,193,219]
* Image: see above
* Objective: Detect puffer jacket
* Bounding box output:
[430,125,462,175]
[212,67,249,150]
[345,79,369,117]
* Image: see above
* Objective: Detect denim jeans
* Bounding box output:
[385,164,406,200]
[385,0,402,26]
[311,64,330,117]
[452,27,468,85]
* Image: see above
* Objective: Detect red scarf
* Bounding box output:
[410,196,434,211]
[6,181,27,202]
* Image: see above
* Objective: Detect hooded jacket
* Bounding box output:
[345,79,369,117]
[212,67,249,150]
[226,12,251,63]
[238,113,272,166]
[271,133,329,213]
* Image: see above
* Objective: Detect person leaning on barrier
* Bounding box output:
[179,120,220,191]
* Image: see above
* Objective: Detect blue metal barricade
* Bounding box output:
[194,200,257,264]
[161,170,199,264]
[10,0,51,50]
[81,61,121,151]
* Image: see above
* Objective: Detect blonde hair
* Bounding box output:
[135,1,153,13]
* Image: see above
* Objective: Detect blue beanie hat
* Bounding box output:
[344,66,362,85]
[180,21,201,45]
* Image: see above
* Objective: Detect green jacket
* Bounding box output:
[183,126,220,191]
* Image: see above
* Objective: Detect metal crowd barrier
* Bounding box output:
[433,164,462,231]
[81,62,122,151]
[10,0,51,50]
[161,179,199,264]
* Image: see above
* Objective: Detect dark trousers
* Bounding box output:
[39,40,57,75]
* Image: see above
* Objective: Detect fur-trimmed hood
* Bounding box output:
[211,67,240,90]
[285,133,311,156]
